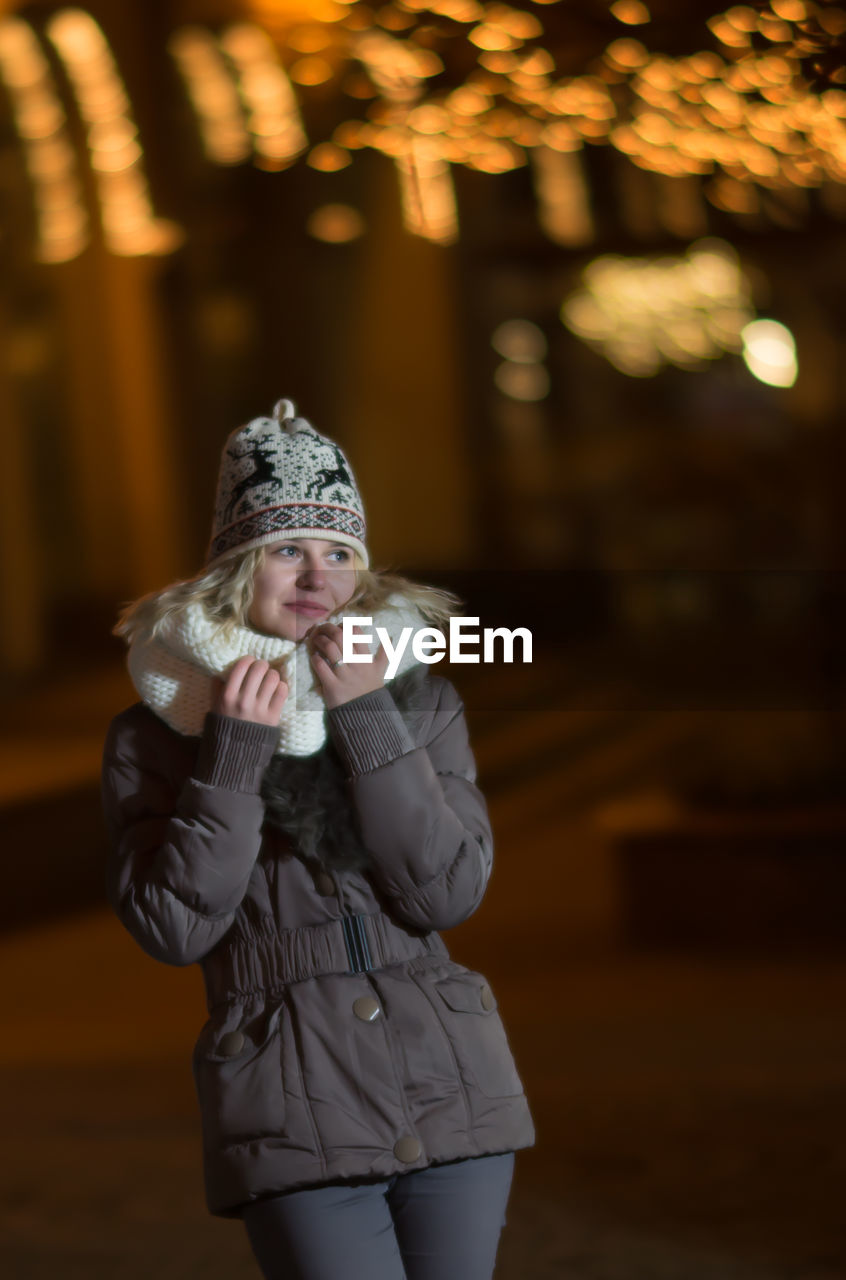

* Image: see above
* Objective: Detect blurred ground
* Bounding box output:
[1,650,845,1278]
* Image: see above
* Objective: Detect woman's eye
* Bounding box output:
[330,550,350,562]
[274,546,297,557]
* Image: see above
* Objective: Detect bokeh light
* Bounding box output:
[491,319,548,362]
[306,201,365,240]
[168,27,251,165]
[47,8,181,256]
[560,238,756,377]
[494,360,550,401]
[741,317,798,386]
[0,17,89,262]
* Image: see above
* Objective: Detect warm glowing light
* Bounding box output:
[531,146,593,246]
[561,239,756,377]
[758,15,792,42]
[402,0,484,17]
[229,0,846,211]
[495,10,543,40]
[491,319,547,362]
[494,361,550,400]
[611,1,651,23]
[533,112,572,147]
[47,9,180,256]
[349,27,457,241]
[469,25,518,53]
[725,6,758,33]
[771,0,806,18]
[741,318,798,386]
[408,103,451,134]
[306,202,365,240]
[289,55,334,85]
[245,0,350,31]
[353,28,442,103]
[144,3,846,245]
[169,27,251,165]
[377,7,416,32]
[517,48,554,78]
[0,17,89,262]
[307,141,351,168]
[333,119,369,147]
[288,25,332,53]
[613,27,846,192]
[395,142,459,243]
[219,24,308,168]
[606,39,649,70]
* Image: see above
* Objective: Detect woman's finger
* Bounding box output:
[223,654,259,698]
[314,622,343,643]
[314,632,342,665]
[238,658,271,701]
[268,679,289,712]
[309,649,337,687]
[254,666,282,705]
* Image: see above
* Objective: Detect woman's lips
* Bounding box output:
[287,602,328,616]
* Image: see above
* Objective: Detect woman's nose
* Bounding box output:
[297,562,325,588]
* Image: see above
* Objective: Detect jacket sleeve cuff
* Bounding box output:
[193,711,280,792]
[327,686,415,776]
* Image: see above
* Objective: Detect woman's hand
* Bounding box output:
[308,622,390,709]
[211,656,289,726]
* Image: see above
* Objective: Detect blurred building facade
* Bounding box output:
[0,0,844,698]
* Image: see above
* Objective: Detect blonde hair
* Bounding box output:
[112,545,462,647]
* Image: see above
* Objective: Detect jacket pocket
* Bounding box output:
[192,1000,286,1149]
[431,969,524,1099]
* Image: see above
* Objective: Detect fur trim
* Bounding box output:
[259,664,435,873]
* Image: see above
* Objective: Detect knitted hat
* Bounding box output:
[205,398,369,569]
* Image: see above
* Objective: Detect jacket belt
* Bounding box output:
[203,911,449,1007]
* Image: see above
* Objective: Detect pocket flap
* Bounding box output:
[204,1003,281,1061]
[435,977,497,1015]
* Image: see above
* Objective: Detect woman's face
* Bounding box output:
[247,537,358,642]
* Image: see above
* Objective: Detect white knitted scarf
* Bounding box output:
[126,593,429,757]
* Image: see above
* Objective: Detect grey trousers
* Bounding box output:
[241,1152,516,1280]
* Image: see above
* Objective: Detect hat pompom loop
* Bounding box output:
[272,398,296,422]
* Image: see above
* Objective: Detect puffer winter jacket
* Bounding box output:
[100,666,535,1218]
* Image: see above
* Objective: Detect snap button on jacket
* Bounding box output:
[100,671,535,1218]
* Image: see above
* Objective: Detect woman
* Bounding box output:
[101,399,535,1280]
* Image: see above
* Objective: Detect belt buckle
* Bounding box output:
[341,914,374,974]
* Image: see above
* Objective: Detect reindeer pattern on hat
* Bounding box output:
[222,430,358,522]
